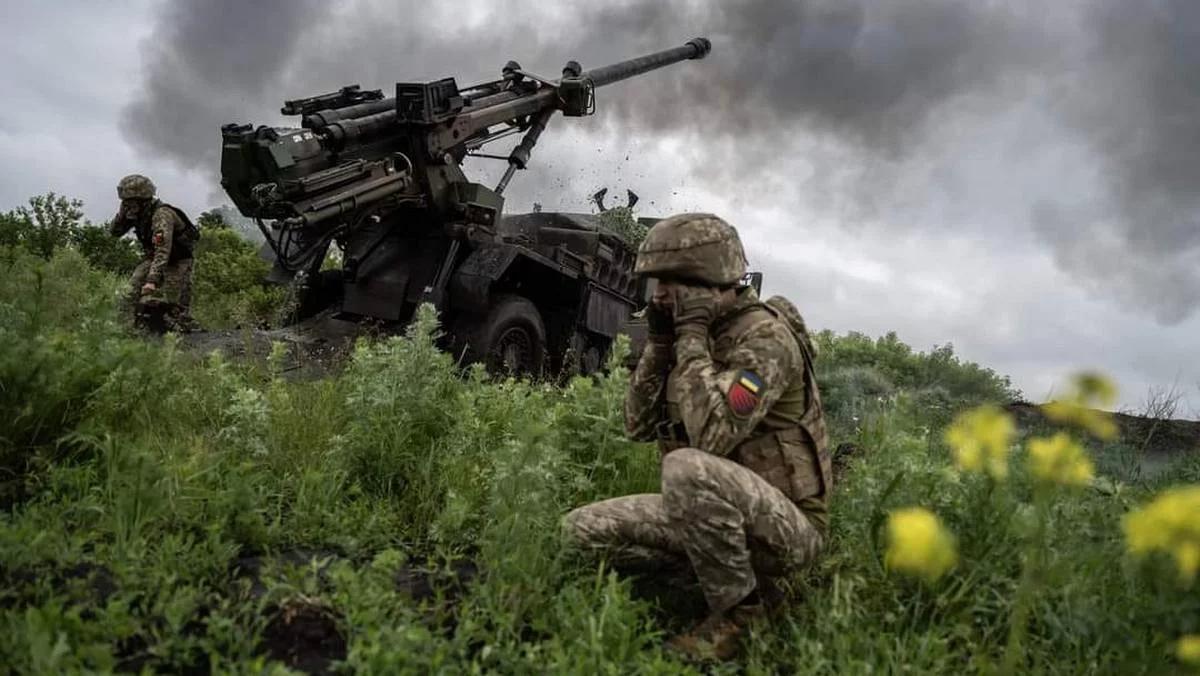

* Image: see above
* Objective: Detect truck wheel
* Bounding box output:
[475,295,546,377]
[581,345,603,375]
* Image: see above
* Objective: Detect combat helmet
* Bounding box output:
[634,212,748,286]
[117,174,157,200]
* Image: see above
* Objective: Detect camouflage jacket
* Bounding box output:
[625,287,832,529]
[111,201,194,284]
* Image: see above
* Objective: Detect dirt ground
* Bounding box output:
[175,310,371,380]
[1006,401,1200,476]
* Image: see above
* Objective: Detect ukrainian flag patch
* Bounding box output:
[727,370,764,417]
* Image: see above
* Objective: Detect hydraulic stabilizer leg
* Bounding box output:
[496,107,555,195]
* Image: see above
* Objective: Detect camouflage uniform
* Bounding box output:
[564,213,831,658]
[110,175,196,330]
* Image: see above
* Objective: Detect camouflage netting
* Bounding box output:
[597,207,648,249]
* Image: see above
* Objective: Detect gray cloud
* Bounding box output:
[1032,0,1200,323]
[120,0,330,171]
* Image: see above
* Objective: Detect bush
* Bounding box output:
[189,225,284,329]
[0,193,141,275]
[0,247,131,503]
[814,329,1018,446]
[597,206,648,248]
[817,330,1006,396]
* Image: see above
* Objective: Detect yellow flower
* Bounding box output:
[884,507,958,584]
[1041,372,1120,440]
[1041,401,1119,441]
[1073,371,1118,407]
[1178,635,1200,666]
[1026,432,1094,487]
[944,405,1015,479]
[1122,485,1200,584]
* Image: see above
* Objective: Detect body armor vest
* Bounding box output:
[135,203,198,262]
[659,300,832,526]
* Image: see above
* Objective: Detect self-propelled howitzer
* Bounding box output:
[219,38,711,376]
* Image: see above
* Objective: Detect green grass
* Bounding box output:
[1,246,1197,674]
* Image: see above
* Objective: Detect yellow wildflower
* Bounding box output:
[1179,635,1200,666]
[1073,371,1118,407]
[1041,372,1120,440]
[1026,432,1094,487]
[944,405,1014,479]
[884,507,958,584]
[1041,401,1119,440]
[1122,485,1200,584]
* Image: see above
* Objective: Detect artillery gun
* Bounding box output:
[220,39,712,376]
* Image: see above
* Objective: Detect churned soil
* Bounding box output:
[229,550,478,674]
[176,310,370,379]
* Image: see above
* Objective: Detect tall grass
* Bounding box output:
[0,247,1195,673]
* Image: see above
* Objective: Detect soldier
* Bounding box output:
[563,213,831,661]
[110,174,199,332]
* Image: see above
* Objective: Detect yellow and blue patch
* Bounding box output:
[727,370,764,417]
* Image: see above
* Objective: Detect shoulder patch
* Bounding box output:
[727,369,764,417]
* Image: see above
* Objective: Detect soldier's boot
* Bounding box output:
[118,291,143,327]
[132,302,155,332]
[165,308,200,333]
[177,315,201,333]
[665,597,767,662]
[755,575,786,613]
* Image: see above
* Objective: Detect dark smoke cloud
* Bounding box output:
[592,0,1054,150]
[126,0,1045,170]
[122,0,1200,323]
[121,0,330,170]
[1033,0,1200,323]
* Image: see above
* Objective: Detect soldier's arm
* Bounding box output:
[624,338,673,441]
[672,320,798,456]
[145,207,176,285]
[109,215,131,237]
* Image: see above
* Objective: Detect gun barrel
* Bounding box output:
[581,38,710,88]
[304,97,396,128]
[300,172,409,227]
[320,109,399,148]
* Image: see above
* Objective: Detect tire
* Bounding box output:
[581,344,606,375]
[471,295,546,378]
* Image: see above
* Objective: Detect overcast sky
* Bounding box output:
[3,0,1198,417]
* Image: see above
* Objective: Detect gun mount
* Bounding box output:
[220,38,711,376]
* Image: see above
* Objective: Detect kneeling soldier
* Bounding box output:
[564,213,831,661]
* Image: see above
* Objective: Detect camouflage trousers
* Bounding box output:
[564,448,824,613]
[124,258,194,328]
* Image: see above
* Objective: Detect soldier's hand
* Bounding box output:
[141,282,157,295]
[673,284,722,333]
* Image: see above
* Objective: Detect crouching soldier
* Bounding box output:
[563,213,831,661]
[110,174,200,332]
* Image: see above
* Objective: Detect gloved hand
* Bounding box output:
[673,284,722,335]
[645,302,675,340]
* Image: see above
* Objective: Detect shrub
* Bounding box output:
[190,227,284,329]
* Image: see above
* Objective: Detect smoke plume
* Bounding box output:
[120,0,330,170]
